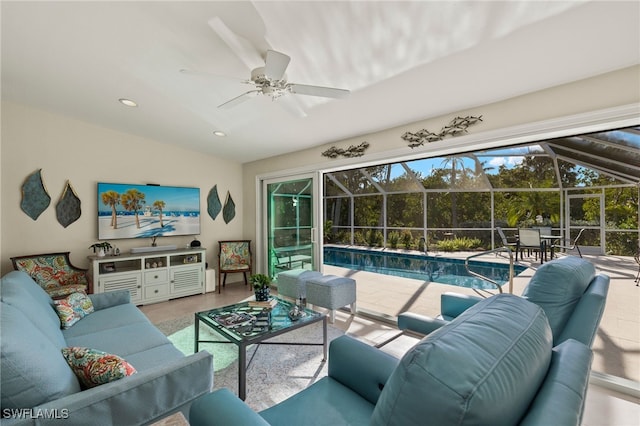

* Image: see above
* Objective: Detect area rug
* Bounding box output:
[156,315,344,411]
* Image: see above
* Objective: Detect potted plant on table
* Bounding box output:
[89,241,113,257]
[250,273,272,302]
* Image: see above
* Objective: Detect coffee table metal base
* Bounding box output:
[195,312,327,401]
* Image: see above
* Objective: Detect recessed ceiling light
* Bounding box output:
[118,98,138,107]
[213,131,226,137]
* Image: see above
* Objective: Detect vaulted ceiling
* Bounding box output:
[2,1,639,163]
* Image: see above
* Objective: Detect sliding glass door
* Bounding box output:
[263,174,318,279]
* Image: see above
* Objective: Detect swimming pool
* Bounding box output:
[323,246,526,290]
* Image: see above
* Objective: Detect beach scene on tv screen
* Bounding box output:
[98,183,200,240]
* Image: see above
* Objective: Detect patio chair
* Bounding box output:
[534,226,552,236]
[271,248,312,271]
[496,227,517,252]
[551,228,585,258]
[218,240,252,293]
[11,252,90,298]
[516,228,546,263]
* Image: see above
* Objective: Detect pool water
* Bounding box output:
[323,246,526,290]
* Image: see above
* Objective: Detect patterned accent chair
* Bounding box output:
[218,240,252,293]
[11,252,90,298]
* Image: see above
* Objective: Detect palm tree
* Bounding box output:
[506,190,559,227]
[440,156,468,229]
[121,189,146,228]
[101,190,120,229]
[153,200,166,227]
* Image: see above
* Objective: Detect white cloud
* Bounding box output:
[488,156,524,169]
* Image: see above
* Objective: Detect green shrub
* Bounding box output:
[401,230,413,249]
[388,231,400,249]
[335,231,350,245]
[323,220,333,243]
[435,237,482,251]
[435,239,457,252]
[366,229,383,247]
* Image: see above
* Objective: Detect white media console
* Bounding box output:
[88,247,206,305]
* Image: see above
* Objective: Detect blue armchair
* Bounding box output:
[190,294,594,426]
[398,256,609,348]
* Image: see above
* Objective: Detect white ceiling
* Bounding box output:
[2,1,639,164]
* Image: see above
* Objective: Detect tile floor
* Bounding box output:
[322,251,640,384]
[140,260,640,426]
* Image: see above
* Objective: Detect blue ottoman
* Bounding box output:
[306,275,357,323]
[276,270,323,301]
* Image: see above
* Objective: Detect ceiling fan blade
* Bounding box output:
[218,90,260,109]
[288,84,350,99]
[208,17,263,70]
[264,50,290,81]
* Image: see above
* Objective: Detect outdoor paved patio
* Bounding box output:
[321,250,640,384]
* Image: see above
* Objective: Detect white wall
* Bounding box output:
[1,102,244,274]
[242,65,640,270]
[3,66,637,275]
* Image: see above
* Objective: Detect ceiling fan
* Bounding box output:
[215,49,350,109]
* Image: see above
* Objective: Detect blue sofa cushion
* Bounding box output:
[63,304,184,371]
[522,256,595,343]
[371,294,552,426]
[0,271,65,348]
[1,302,81,409]
[123,343,185,368]
[259,377,376,426]
[61,303,150,340]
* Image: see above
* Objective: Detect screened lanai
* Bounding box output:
[266,125,640,386]
[265,127,639,275]
[317,125,640,387]
[323,126,640,256]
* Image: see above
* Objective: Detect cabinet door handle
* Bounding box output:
[154,275,158,279]
[154,289,159,294]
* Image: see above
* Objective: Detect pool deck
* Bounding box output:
[320,249,640,384]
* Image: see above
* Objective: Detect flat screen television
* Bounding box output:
[97,182,200,240]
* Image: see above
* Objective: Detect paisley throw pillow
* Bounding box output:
[61,347,137,388]
[53,292,94,329]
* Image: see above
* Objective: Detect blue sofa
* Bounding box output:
[398,256,610,347]
[1,271,213,425]
[189,294,593,426]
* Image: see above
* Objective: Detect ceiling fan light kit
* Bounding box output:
[217,49,350,109]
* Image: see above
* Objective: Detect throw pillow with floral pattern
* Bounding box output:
[61,347,137,388]
[53,292,94,328]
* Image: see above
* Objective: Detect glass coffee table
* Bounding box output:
[194,297,327,400]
